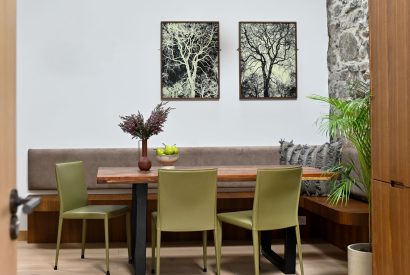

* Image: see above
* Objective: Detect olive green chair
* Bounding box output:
[151,168,220,275]
[216,167,304,275]
[54,161,131,275]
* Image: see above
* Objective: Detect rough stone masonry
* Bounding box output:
[327,0,369,98]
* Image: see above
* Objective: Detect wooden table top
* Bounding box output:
[97,165,334,184]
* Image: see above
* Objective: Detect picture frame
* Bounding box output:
[161,21,220,100]
[239,22,298,100]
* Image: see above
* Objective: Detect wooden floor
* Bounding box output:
[17,241,347,275]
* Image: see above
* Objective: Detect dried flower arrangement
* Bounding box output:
[119,102,174,140]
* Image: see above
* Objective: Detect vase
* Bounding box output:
[138,139,152,171]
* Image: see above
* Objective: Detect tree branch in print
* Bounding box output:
[162,22,219,99]
[240,22,297,98]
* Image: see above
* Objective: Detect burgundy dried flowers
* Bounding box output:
[119,102,174,140]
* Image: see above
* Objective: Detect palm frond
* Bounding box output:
[309,81,371,206]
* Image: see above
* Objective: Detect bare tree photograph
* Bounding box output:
[239,22,297,99]
[161,22,220,100]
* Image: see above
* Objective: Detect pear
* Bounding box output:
[172,145,179,154]
[164,144,174,155]
[156,148,165,156]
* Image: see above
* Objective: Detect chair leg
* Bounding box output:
[258,231,261,270]
[54,217,63,270]
[81,219,87,259]
[155,230,161,275]
[126,212,132,264]
[216,219,222,275]
[295,225,304,275]
[202,231,207,272]
[104,217,110,275]
[252,230,260,275]
[214,220,222,275]
[151,215,156,274]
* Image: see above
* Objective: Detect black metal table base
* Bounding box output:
[261,227,296,274]
[131,184,148,275]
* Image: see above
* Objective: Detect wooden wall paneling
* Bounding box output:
[28,198,257,244]
[370,0,410,272]
[387,0,399,185]
[369,0,390,182]
[388,181,410,274]
[389,0,410,187]
[324,220,369,252]
[371,180,393,275]
[27,196,369,251]
[372,179,410,275]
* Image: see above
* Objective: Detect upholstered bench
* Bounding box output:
[27,147,368,250]
[28,147,279,193]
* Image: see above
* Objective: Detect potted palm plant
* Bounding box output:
[309,81,371,275]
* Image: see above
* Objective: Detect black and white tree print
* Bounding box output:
[161,22,219,99]
[240,22,297,99]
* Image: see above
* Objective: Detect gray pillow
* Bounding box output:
[279,139,295,165]
[279,140,342,196]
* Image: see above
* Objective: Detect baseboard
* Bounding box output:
[18,230,27,241]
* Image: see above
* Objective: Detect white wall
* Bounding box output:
[17,0,329,229]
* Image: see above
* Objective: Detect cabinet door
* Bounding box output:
[369,0,390,182]
[372,180,393,275]
[387,0,410,187]
[372,180,410,275]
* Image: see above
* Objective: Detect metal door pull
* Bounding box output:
[390,181,410,189]
[9,189,41,240]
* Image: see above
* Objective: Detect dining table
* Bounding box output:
[97,165,333,275]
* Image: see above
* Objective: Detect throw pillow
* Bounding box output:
[278,140,343,196]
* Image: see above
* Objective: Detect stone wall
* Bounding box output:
[327,0,369,98]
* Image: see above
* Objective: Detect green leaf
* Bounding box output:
[309,80,371,206]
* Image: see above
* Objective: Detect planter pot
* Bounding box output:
[348,243,372,275]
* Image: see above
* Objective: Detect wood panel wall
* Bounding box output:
[387,0,410,187]
[28,197,368,251]
[370,0,410,272]
[372,180,410,275]
[369,0,390,182]
[370,0,410,185]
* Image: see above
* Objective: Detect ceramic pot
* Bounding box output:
[138,139,151,171]
[348,243,372,275]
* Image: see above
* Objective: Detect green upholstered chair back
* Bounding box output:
[252,167,302,231]
[157,169,217,232]
[55,161,88,214]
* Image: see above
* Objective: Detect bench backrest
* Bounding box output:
[28,147,279,190]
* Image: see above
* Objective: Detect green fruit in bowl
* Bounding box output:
[172,145,179,154]
[164,144,174,155]
[156,148,165,156]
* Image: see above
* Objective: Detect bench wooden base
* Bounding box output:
[28,193,369,251]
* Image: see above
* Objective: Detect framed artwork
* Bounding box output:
[161,21,220,100]
[239,22,297,99]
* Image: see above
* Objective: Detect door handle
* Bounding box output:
[9,189,41,240]
[390,181,410,189]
